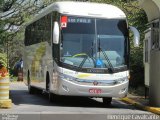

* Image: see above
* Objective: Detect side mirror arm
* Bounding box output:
[129,26,140,47]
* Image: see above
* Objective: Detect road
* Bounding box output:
[0,82,159,120]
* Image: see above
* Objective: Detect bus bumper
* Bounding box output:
[56,78,129,98]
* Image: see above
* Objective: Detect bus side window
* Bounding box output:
[25,26,30,46]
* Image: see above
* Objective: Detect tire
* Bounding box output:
[46,72,53,102]
[27,71,34,94]
[49,92,56,102]
[28,85,34,94]
[46,72,50,92]
[102,97,112,106]
[46,72,59,103]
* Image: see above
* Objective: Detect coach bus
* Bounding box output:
[24,1,140,105]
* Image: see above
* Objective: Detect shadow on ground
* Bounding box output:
[10,88,135,110]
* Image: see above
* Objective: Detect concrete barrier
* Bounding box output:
[0,76,9,100]
[0,75,12,108]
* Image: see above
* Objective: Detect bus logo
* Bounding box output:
[93,81,98,86]
[96,59,102,66]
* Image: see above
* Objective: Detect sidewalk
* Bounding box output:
[120,94,160,115]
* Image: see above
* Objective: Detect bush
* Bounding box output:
[0,52,7,68]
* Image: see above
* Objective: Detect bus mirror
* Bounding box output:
[53,22,60,44]
[129,26,140,47]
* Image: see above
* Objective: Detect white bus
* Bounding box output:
[24,1,139,105]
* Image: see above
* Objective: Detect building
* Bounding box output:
[139,0,160,107]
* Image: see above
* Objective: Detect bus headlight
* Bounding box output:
[60,74,75,81]
[116,78,128,84]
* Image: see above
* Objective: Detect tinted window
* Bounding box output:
[25,14,52,46]
[60,16,128,68]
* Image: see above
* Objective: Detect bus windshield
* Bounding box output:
[60,16,128,69]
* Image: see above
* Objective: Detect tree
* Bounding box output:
[0,0,42,72]
[0,0,43,42]
[0,53,7,68]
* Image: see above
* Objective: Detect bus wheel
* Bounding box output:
[49,92,58,103]
[49,92,54,102]
[102,97,112,106]
[27,71,34,94]
[28,85,34,94]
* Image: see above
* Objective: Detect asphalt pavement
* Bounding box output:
[0,82,159,120]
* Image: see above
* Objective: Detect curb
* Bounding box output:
[0,99,12,108]
[120,97,160,115]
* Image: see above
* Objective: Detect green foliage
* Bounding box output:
[9,29,24,69]
[0,0,40,75]
[0,53,7,67]
[130,47,144,86]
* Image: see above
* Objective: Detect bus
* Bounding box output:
[24,1,139,105]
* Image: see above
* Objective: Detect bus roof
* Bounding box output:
[27,1,126,26]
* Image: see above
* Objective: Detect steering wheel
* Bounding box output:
[72,53,96,67]
[72,53,88,58]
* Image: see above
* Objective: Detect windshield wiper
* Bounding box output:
[98,38,114,73]
[79,56,89,68]
[78,46,96,69]
[99,48,114,73]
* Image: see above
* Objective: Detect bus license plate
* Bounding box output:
[89,88,102,94]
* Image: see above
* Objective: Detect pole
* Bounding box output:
[6,36,9,72]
